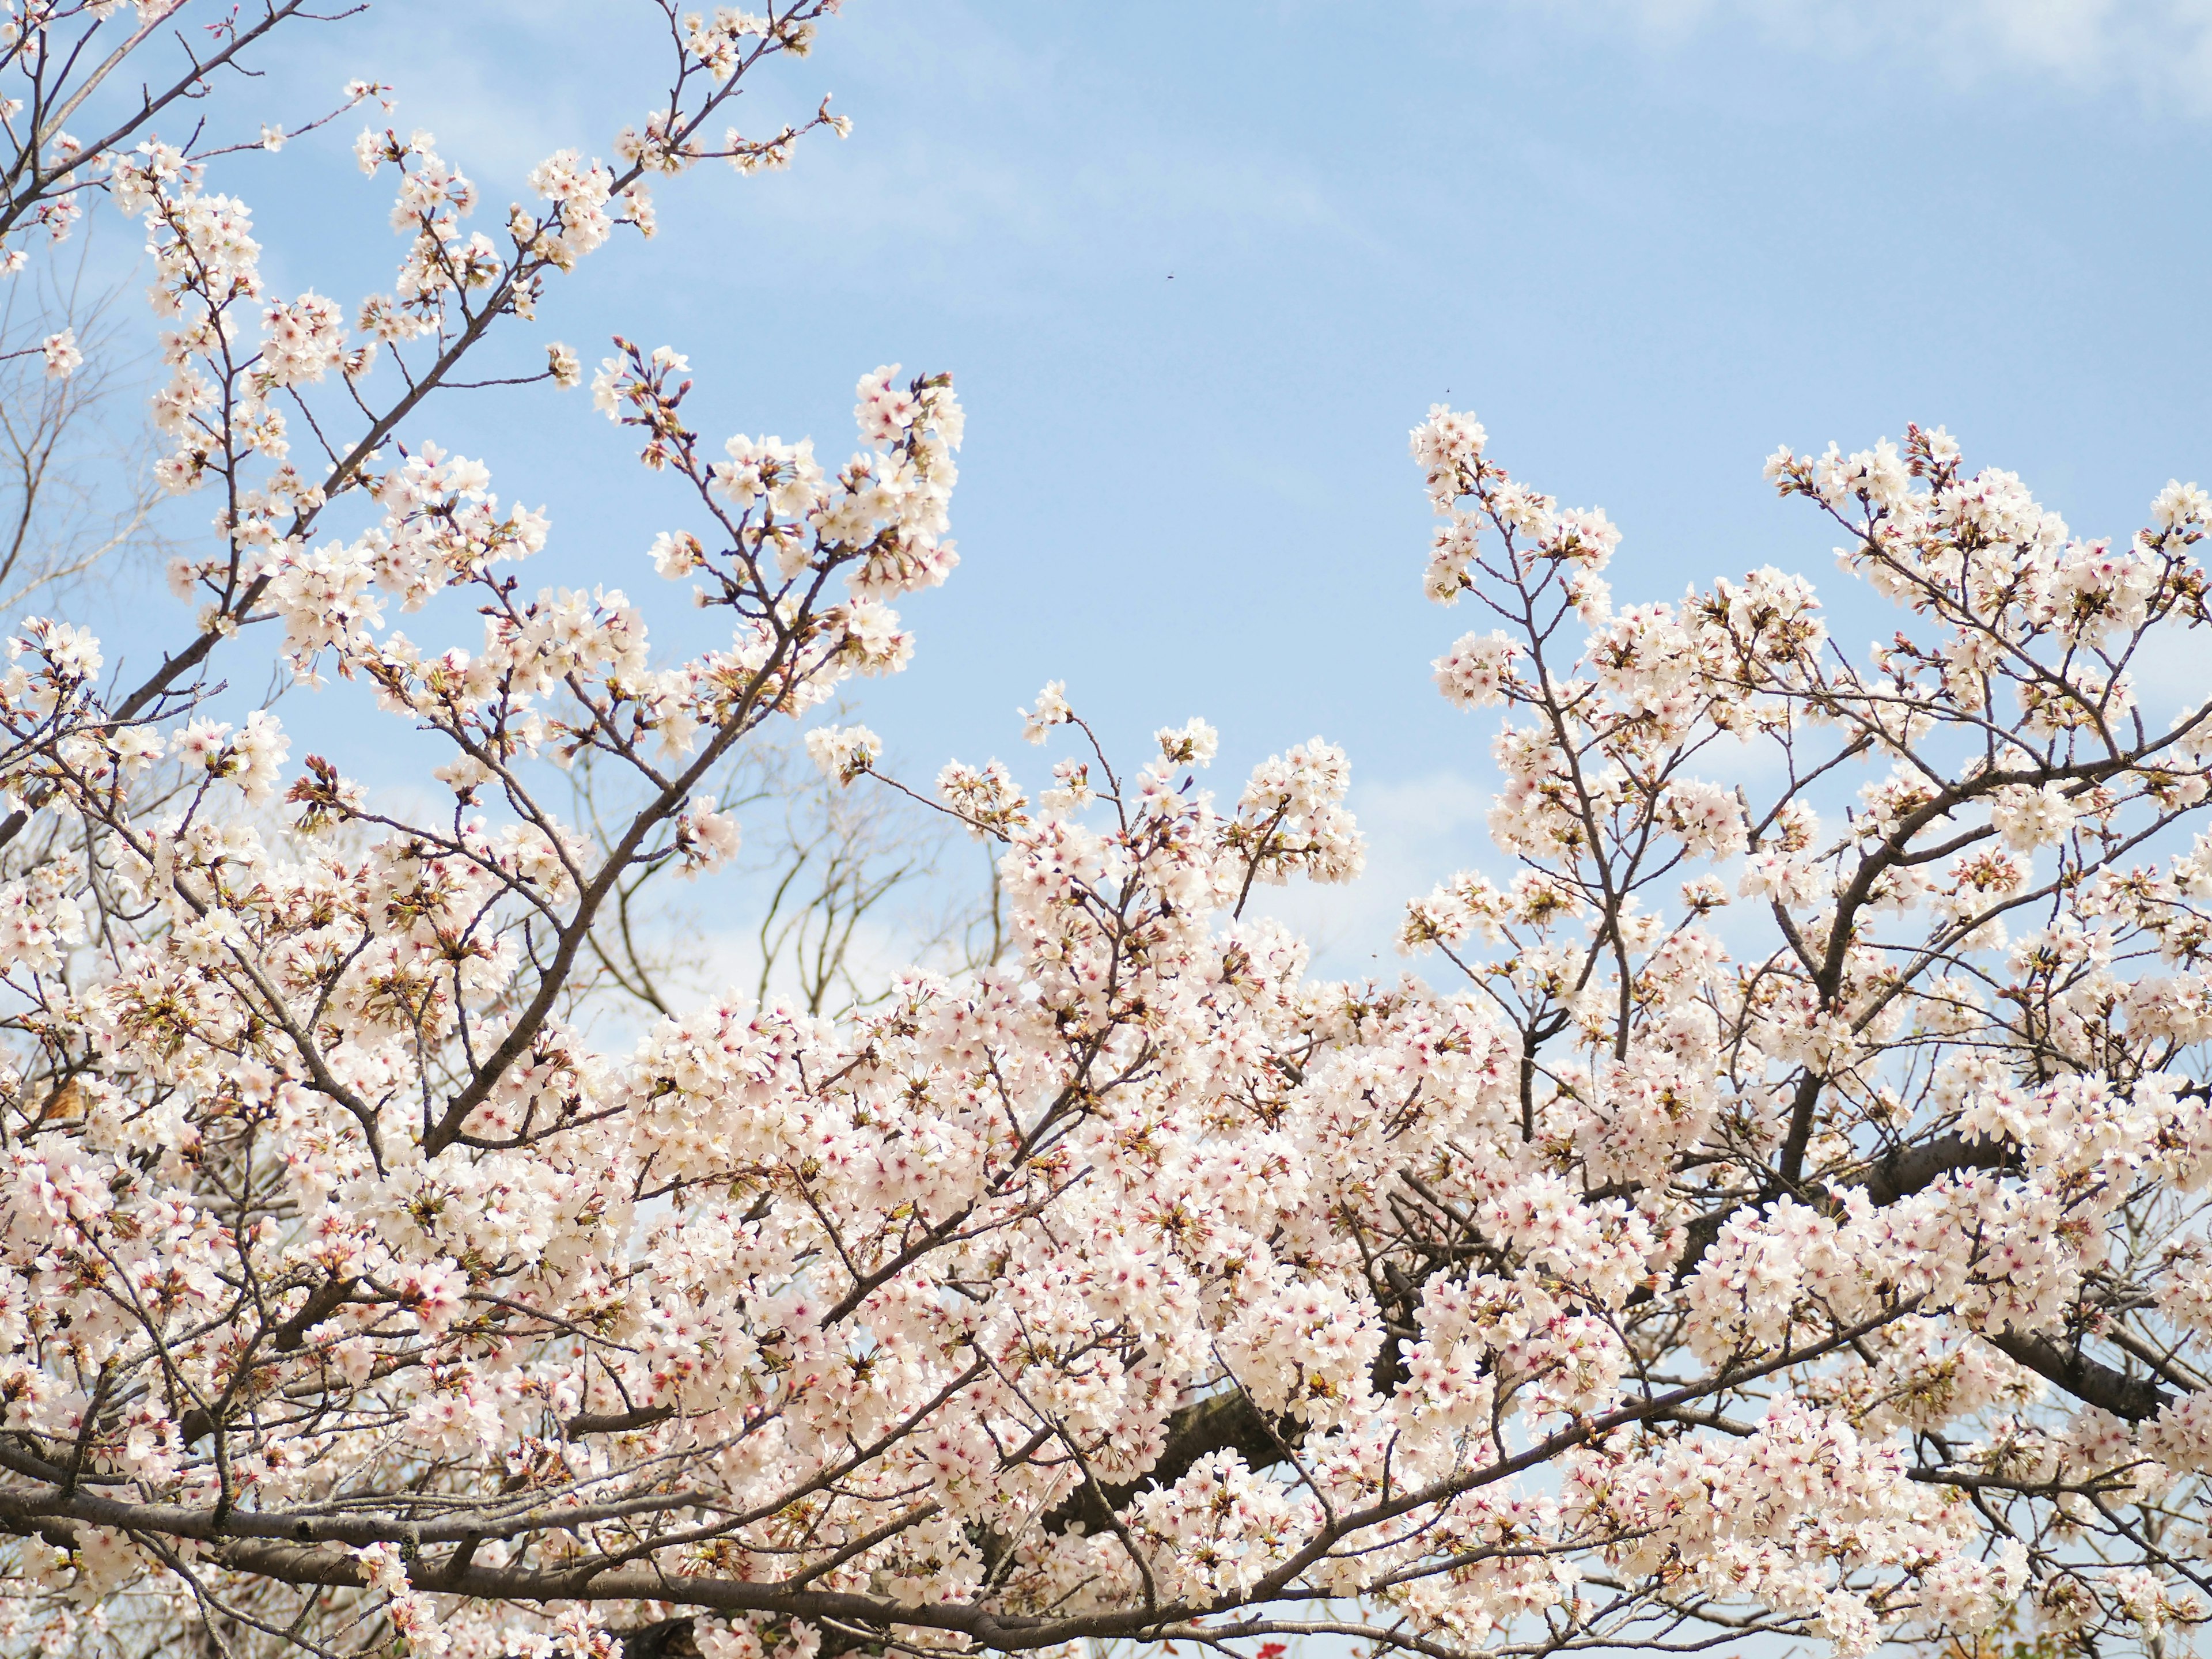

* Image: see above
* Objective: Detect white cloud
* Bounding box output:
[1244,734,1801,982]
[1251,769,1503,979]
[1535,0,2212,110]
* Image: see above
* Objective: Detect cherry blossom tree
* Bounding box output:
[2,6,2212,1659]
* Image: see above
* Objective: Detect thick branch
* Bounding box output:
[1044,1387,1291,1536]
[1858,1132,2014,1207]
[1987,1330,2175,1423]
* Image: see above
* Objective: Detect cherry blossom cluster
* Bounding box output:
[1394,397,2212,1653]
[1,8,2211,1659]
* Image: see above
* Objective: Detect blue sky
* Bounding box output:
[79,0,2212,970]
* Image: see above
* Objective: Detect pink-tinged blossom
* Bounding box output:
[1433,628,1521,707]
[806,722,880,785]
[0,12,2200,1659]
[39,328,78,377]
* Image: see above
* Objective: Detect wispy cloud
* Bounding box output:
[1252,769,1502,979]
[1522,0,2212,111]
[256,0,611,186]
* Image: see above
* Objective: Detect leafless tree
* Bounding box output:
[0,237,170,613]
[571,733,1005,1025]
